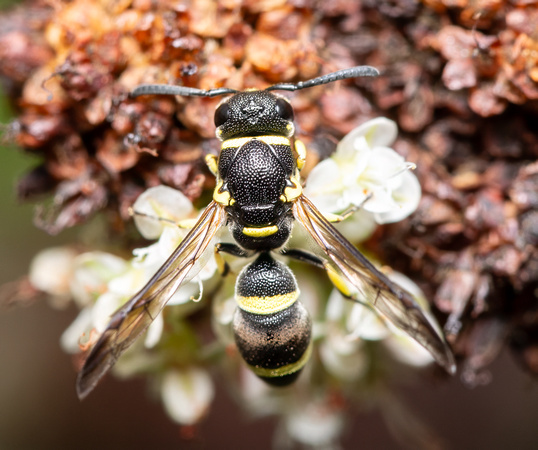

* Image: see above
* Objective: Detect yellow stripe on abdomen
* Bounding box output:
[236,290,299,315]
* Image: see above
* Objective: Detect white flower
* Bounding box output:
[304,117,421,227]
[326,268,439,370]
[131,186,218,307]
[60,307,93,353]
[60,185,218,354]
[384,333,435,368]
[29,247,77,299]
[161,367,214,425]
[69,252,131,308]
[379,269,437,367]
[319,290,372,380]
[318,336,367,382]
[237,368,285,418]
[333,209,378,244]
[282,396,344,449]
[132,185,194,239]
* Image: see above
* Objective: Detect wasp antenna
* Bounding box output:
[266,65,380,92]
[130,84,238,98]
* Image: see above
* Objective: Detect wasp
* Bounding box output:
[76,66,456,398]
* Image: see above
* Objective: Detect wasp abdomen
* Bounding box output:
[233,253,312,386]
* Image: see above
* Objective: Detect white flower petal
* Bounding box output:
[211,294,237,345]
[196,254,218,281]
[133,185,194,240]
[364,187,399,213]
[285,399,344,447]
[145,312,164,348]
[319,338,367,381]
[112,351,160,379]
[334,209,377,243]
[384,334,435,367]
[132,226,185,276]
[91,292,124,333]
[29,247,77,297]
[60,307,93,354]
[303,158,342,198]
[238,369,281,417]
[310,193,350,215]
[156,226,185,260]
[214,295,236,326]
[132,241,161,267]
[69,252,129,307]
[342,141,371,177]
[168,282,199,305]
[360,147,406,189]
[107,266,145,297]
[161,368,214,425]
[374,170,421,224]
[337,135,371,164]
[347,301,390,341]
[339,117,398,150]
[325,289,347,322]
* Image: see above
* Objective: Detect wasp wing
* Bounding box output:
[293,195,456,374]
[76,201,227,399]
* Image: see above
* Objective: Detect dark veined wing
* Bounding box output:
[293,195,456,374]
[76,201,227,399]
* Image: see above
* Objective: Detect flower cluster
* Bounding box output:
[26,119,436,446]
[30,186,218,425]
[304,117,421,242]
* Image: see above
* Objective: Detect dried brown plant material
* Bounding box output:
[510,162,538,210]
[460,317,507,386]
[0,31,54,84]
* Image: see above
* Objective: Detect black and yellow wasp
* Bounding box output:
[76,66,456,399]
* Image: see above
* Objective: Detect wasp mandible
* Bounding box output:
[76,66,456,399]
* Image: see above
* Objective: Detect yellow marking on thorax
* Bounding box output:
[236,290,299,315]
[205,154,218,176]
[213,180,233,206]
[280,174,302,203]
[242,225,279,238]
[247,342,312,377]
[294,139,307,170]
[221,135,291,150]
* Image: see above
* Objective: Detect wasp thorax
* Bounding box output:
[215,91,294,140]
[233,253,312,386]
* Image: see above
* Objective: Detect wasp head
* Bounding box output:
[214,90,294,140]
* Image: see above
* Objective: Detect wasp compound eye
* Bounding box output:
[275,97,294,121]
[214,103,231,127]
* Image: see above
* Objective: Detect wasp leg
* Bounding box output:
[214,242,251,277]
[282,248,352,298]
[281,248,370,307]
[280,248,325,269]
[128,207,197,229]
